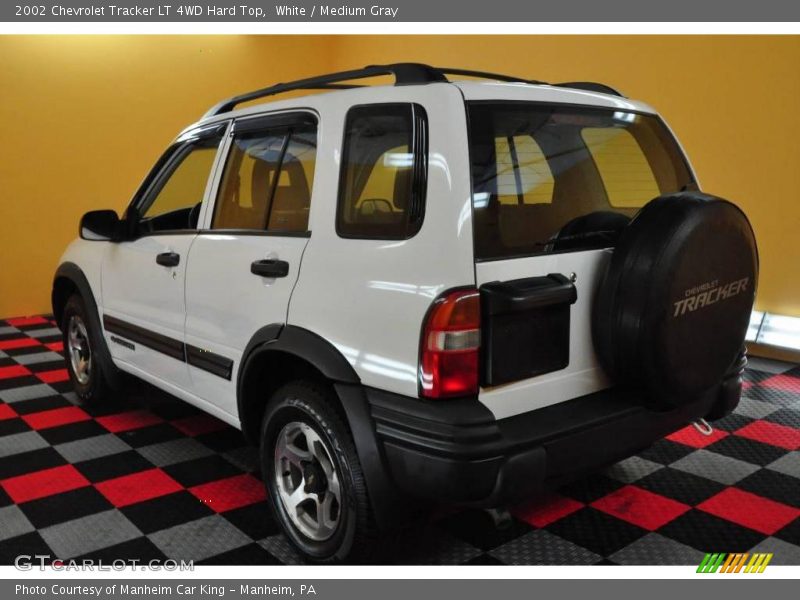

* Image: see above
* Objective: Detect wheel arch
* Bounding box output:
[52,262,90,328]
[236,324,361,444]
[52,262,122,389]
[237,324,403,530]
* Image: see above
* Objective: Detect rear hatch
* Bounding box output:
[466,99,696,419]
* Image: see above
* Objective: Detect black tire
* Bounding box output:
[260,381,375,563]
[61,294,115,403]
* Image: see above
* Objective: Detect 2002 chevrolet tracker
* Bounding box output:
[52,64,758,562]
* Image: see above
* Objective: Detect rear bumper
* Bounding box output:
[367,369,742,507]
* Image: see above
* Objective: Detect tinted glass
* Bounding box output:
[468,103,694,260]
[139,134,222,232]
[213,124,316,233]
[267,130,316,232]
[337,104,427,239]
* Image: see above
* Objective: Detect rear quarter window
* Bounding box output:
[336,103,428,240]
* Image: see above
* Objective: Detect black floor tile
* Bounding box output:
[120,491,214,535]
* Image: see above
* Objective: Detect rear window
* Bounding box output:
[468,102,694,260]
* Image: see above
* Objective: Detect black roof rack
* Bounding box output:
[552,81,625,97]
[203,63,624,118]
[438,67,546,85]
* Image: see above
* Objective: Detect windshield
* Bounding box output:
[467,102,695,261]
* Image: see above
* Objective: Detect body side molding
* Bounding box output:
[101,314,234,381]
[103,315,185,362]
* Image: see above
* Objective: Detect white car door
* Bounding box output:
[183,112,316,418]
[101,123,228,391]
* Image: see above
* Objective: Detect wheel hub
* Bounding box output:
[274,421,342,542]
[67,315,92,386]
[302,461,328,495]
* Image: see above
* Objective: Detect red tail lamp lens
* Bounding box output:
[420,289,480,399]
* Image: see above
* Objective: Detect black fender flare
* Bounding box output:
[52,262,122,389]
[237,324,403,531]
[237,324,360,406]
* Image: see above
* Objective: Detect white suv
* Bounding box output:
[52,63,758,562]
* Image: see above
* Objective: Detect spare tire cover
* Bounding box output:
[593,192,758,408]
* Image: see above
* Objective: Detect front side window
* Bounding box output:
[336,104,427,239]
[138,133,223,233]
[468,103,694,260]
[212,121,316,233]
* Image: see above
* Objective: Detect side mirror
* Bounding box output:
[80,210,120,241]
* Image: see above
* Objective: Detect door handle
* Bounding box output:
[156,252,180,267]
[251,259,289,278]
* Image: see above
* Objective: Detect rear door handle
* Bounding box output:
[156,252,180,267]
[251,259,289,278]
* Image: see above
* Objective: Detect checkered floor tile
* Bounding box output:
[0,315,798,565]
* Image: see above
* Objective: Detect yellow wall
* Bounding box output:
[1,35,799,318]
[0,36,336,318]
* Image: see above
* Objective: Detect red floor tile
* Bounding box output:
[759,373,800,394]
[666,425,730,449]
[0,365,31,380]
[35,369,70,384]
[189,474,267,513]
[95,468,183,508]
[171,414,230,437]
[513,494,584,528]
[0,404,17,421]
[698,488,800,535]
[591,485,691,530]
[1,465,90,504]
[96,410,164,433]
[5,316,49,327]
[734,420,800,451]
[45,341,64,352]
[21,406,91,430]
[0,338,41,351]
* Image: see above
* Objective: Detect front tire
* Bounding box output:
[61,294,114,403]
[260,381,374,563]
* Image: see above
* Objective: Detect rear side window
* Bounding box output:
[468,103,694,260]
[213,120,316,233]
[336,104,428,239]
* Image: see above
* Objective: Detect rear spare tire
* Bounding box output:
[593,192,758,408]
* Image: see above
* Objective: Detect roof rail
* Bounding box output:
[552,81,624,97]
[203,63,447,117]
[438,67,546,85]
[203,63,623,118]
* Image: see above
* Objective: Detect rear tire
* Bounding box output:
[260,381,375,563]
[61,294,115,403]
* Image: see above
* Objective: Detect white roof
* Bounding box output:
[185,79,657,136]
[453,81,656,113]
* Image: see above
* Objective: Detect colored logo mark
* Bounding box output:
[697,552,773,573]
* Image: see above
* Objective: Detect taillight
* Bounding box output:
[419,288,480,399]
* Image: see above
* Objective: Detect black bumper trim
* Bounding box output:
[367,381,736,507]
